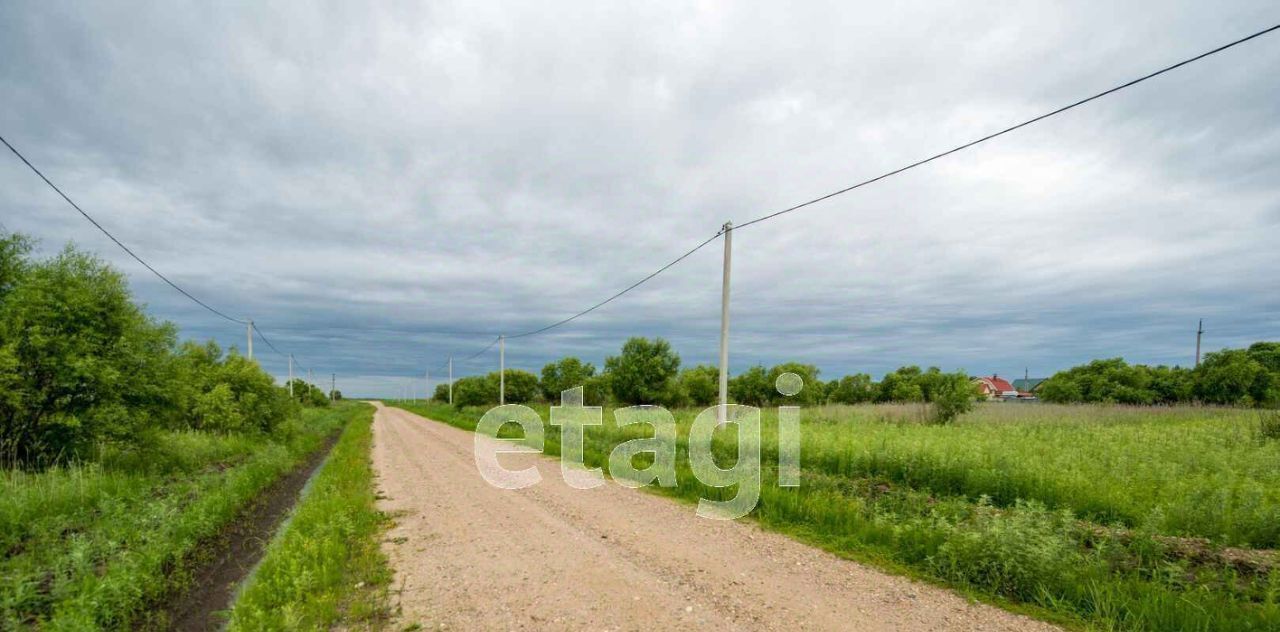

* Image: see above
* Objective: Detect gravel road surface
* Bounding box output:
[372,402,1058,631]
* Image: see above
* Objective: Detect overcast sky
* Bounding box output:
[2,1,1278,397]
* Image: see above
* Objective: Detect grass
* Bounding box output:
[388,399,1280,632]
[227,401,392,630]
[0,404,353,630]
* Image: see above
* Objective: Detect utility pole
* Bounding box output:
[499,335,506,406]
[1195,319,1204,367]
[288,354,294,397]
[246,320,254,360]
[308,368,313,386]
[717,221,733,426]
[331,373,335,399]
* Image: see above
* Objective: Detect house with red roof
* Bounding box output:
[973,374,1019,400]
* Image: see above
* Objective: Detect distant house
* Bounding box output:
[1012,378,1047,397]
[973,375,1019,400]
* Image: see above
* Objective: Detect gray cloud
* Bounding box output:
[2,1,1278,396]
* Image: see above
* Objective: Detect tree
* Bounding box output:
[678,365,719,407]
[767,363,822,405]
[0,244,179,464]
[0,232,32,301]
[1246,342,1280,375]
[828,373,876,404]
[1196,349,1276,406]
[604,337,680,405]
[877,367,925,402]
[540,357,596,401]
[729,365,772,406]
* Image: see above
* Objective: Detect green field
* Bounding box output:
[0,403,359,630]
[389,400,1280,632]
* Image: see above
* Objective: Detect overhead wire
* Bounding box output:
[1,134,249,325]
[433,23,1280,367]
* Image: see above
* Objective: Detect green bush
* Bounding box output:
[926,371,977,425]
[678,365,719,407]
[540,357,596,401]
[0,243,179,465]
[0,233,299,466]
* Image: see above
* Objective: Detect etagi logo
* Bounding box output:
[473,373,805,520]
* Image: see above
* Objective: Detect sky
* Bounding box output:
[2,1,1278,398]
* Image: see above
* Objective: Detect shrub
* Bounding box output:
[926,372,977,425]
[540,357,596,401]
[678,365,719,407]
[728,365,771,406]
[0,244,179,465]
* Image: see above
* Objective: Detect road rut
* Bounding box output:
[371,402,1058,631]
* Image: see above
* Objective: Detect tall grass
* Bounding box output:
[228,402,391,630]
[390,400,1280,632]
[0,405,351,630]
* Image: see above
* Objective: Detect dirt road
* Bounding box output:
[372,402,1058,631]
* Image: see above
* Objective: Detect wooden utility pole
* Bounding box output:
[499,335,505,405]
[247,320,254,360]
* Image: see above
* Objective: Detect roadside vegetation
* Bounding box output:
[0,404,350,629]
[393,400,1279,631]
[393,334,1280,631]
[228,401,391,631]
[0,231,346,628]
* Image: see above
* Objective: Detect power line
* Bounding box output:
[0,134,249,325]
[440,22,1280,360]
[508,230,724,339]
[1,133,319,376]
[734,23,1280,230]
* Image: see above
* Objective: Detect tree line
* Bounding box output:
[432,337,977,422]
[0,233,328,468]
[1037,344,1280,406]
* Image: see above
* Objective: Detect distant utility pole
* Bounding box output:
[331,373,335,399]
[499,335,506,406]
[717,221,733,426]
[1195,319,1205,367]
[308,368,313,387]
[448,356,453,405]
[288,354,294,397]
[246,320,254,360]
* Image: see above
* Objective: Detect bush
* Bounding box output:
[678,365,719,407]
[0,233,301,466]
[926,372,977,425]
[0,244,179,465]
[540,357,596,401]
[728,365,771,406]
